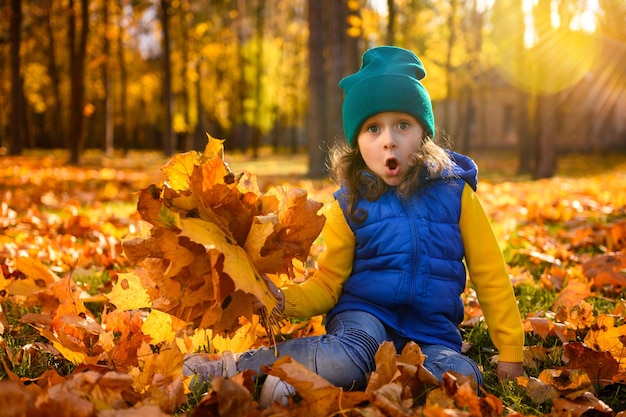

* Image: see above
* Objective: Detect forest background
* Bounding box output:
[2,0,626,415]
[2,0,625,180]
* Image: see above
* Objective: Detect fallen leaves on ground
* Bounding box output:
[1,147,626,416]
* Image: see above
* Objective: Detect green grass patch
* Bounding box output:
[0,302,76,380]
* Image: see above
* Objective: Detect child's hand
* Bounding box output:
[496,361,523,381]
[252,275,285,314]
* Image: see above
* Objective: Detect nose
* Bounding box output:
[382,129,397,150]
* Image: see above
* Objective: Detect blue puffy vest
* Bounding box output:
[328,152,478,352]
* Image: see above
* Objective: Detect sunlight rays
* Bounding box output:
[496,27,599,95]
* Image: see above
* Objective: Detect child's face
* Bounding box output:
[356,112,424,186]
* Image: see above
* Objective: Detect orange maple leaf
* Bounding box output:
[563,342,619,386]
[265,356,369,415]
[583,253,626,290]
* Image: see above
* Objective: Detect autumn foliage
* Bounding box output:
[0,145,625,416]
[121,136,325,339]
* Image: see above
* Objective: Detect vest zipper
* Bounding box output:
[401,194,421,312]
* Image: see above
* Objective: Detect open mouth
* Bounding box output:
[386,158,398,170]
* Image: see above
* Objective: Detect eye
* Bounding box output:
[397,121,410,130]
[366,124,380,134]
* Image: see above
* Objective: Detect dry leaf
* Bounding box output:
[551,392,613,417]
[366,341,400,392]
[562,342,619,386]
[266,356,369,415]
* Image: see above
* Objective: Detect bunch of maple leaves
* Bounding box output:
[120,135,325,340]
[0,140,625,416]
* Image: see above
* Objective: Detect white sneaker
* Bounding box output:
[182,350,238,389]
[258,375,296,408]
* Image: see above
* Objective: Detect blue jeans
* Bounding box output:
[236,310,483,390]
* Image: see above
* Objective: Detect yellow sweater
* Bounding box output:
[281,184,524,364]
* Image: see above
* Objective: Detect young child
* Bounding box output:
[183,45,524,407]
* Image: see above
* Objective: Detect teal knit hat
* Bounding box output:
[339,46,435,147]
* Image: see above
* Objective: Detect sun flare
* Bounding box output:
[495,0,600,95]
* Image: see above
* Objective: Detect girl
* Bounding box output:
[184,45,524,407]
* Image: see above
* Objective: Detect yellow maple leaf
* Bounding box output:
[161,151,200,192]
[203,133,225,160]
[538,368,594,399]
[211,321,257,353]
[178,217,278,313]
[589,324,626,372]
[35,326,88,365]
[136,340,185,381]
[107,272,152,311]
[128,343,184,394]
[3,257,57,298]
[51,341,86,365]
[160,134,225,193]
[142,310,176,345]
[15,256,58,285]
[6,278,44,298]
[175,328,212,354]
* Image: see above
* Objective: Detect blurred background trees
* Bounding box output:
[1,0,625,179]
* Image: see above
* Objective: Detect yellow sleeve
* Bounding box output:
[460,184,525,363]
[281,200,355,318]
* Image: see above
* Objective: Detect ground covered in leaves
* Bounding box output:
[1,145,626,417]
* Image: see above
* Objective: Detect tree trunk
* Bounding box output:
[307,0,326,178]
[177,3,192,151]
[160,0,176,156]
[103,0,114,157]
[43,0,63,149]
[533,94,558,179]
[386,0,395,45]
[9,0,23,155]
[67,0,89,165]
[442,0,458,139]
[458,0,483,154]
[117,3,129,154]
[529,0,558,179]
[459,90,473,155]
[324,0,345,146]
[193,59,207,151]
[231,0,250,153]
[344,5,360,73]
[516,91,532,175]
[251,0,266,158]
